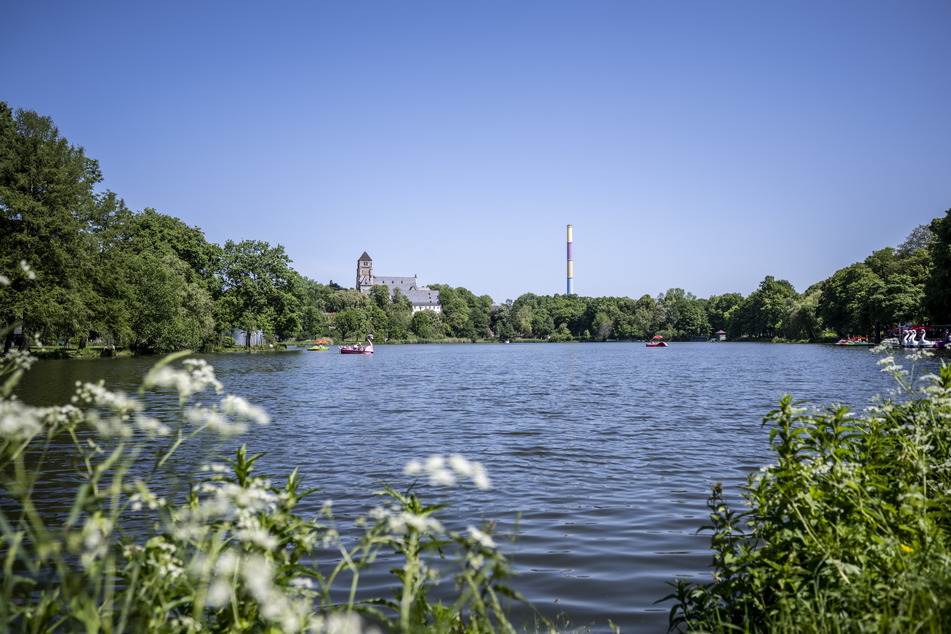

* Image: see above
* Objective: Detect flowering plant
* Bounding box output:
[667,350,951,632]
[0,349,530,633]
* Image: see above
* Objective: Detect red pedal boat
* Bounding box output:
[340,334,374,354]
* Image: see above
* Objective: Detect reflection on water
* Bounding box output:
[13,343,945,632]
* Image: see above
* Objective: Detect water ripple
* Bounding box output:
[14,343,945,633]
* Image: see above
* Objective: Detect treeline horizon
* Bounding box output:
[2,102,950,352]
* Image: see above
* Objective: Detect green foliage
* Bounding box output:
[819,226,934,339]
[0,352,533,633]
[218,239,302,346]
[0,103,102,350]
[335,308,370,341]
[668,352,951,633]
[2,102,947,349]
[410,309,441,340]
[926,209,951,322]
[731,276,798,339]
[429,284,492,340]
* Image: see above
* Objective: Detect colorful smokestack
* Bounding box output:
[566,224,574,295]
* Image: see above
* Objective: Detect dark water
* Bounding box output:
[14,343,946,632]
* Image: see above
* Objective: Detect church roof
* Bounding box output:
[373,276,419,290]
[404,289,441,307]
[359,252,372,262]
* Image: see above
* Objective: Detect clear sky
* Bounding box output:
[5,1,949,304]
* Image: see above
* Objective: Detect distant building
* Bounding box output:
[231,329,265,347]
[356,252,441,313]
[715,330,727,341]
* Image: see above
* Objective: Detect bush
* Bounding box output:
[667,349,951,633]
[0,350,531,633]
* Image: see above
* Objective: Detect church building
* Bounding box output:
[356,252,441,313]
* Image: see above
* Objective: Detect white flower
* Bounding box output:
[3,349,38,372]
[80,515,114,569]
[220,394,270,426]
[467,526,497,549]
[0,401,44,439]
[289,576,314,590]
[907,348,934,362]
[395,512,443,534]
[73,380,143,415]
[146,358,223,399]
[206,579,232,607]
[470,463,492,490]
[404,454,492,489]
[308,613,378,634]
[449,454,473,476]
[236,526,279,550]
[134,415,170,437]
[431,467,456,487]
[185,406,247,436]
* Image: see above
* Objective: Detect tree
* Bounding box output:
[218,240,301,347]
[489,304,516,341]
[548,294,585,337]
[369,285,391,310]
[706,293,744,336]
[675,300,710,338]
[818,264,883,337]
[98,207,221,349]
[783,285,823,341]
[733,276,798,339]
[410,310,440,339]
[880,274,925,327]
[0,104,102,350]
[297,277,334,339]
[443,311,476,340]
[428,284,492,340]
[386,288,413,340]
[629,294,658,339]
[125,208,222,287]
[126,253,216,352]
[591,311,613,340]
[335,308,369,341]
[326,289,369,313]
[926,209,951,322]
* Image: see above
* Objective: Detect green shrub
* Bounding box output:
[667,350,951,633]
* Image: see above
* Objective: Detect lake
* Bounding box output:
[14,342,946,632]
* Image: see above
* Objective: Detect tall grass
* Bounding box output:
[0,349,534,633]
[667,349,951,633]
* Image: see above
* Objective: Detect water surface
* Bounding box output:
[15,342,944,632]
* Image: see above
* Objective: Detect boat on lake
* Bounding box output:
[646,335,668,348]
[835,336,874,346]
[881,326,951,349]
[340,335,374,354]
[306,339,330,351]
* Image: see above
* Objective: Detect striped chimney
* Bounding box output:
[566,224,574,295]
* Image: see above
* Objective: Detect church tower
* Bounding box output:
[356,252,373,292]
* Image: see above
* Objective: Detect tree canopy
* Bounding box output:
[1,103,947,350]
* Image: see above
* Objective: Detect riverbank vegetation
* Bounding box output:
[0,350,541,633]
[668,350,951,632]
[2,102,950,354]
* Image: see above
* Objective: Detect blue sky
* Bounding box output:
[5,1,949,304]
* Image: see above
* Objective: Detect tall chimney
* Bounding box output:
[566,224,574,295]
